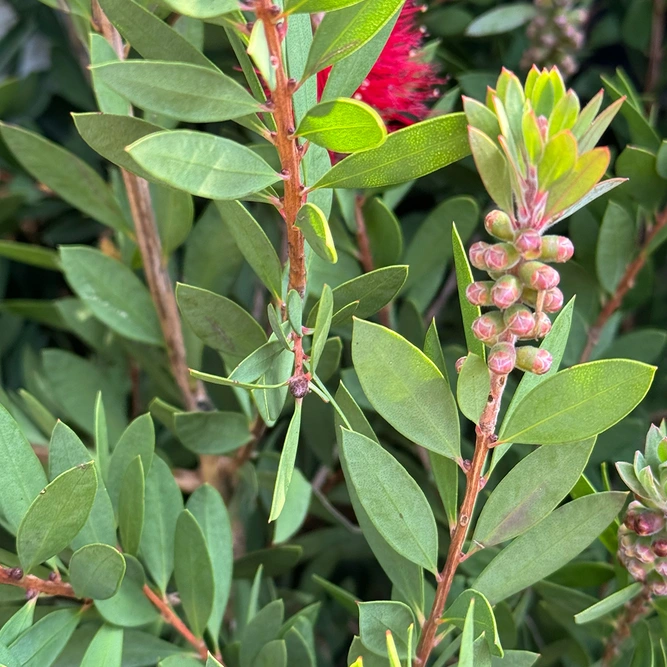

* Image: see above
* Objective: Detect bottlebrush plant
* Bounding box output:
[0,0,665,666]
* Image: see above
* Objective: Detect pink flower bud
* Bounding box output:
[635,544,656,563]
[455,356,467,374]
[472,312,505,343]
[654,540,667,557]
[650,581,667,596]
[542,287,564,313]
[466,281,494,306]
[488,342,516,375]
[469,242,490,270]
[514,229,542,260]
[491,275,522,309]
[533,312,552,339]
[484,210,514,241]
[516,346,553,375]
[485,243,520,271]
[636,511,665,536]
[541,235,574,263]
[518,261,560,290]
[504,305,535,336]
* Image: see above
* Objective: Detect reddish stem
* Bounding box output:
[0,566,79,599]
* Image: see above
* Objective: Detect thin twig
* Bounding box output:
[414,371,508,666]
[425,270,458,326]
[580,208,667,363]
[0,565,79,599]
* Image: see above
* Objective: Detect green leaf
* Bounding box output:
[358,601,415,659]
[616,145,666,211]
[161,0,236,18]
[176,282,267,361]
[574,582,643,624]
[106,413,155,511]
[80,625,123,667]
[452,223,485,359]
[311,284,333,373]
[0,603,35,649]
[538,130,577,190]
[285,0,364,12]
[89,34,129,116]
[240,600,284,667]
[308,266,408,326]
[596,200,636,293]
[0,123,128,233]
[340,428,438,572]
[97,0,214,69]
[0,404,48,533]
[296,203,338,263]
[187,484,234,640]
[304,0,405,77]
[174,510,215,638]
[10,609,79,667]
[312,113,470,189]
[70,544,126,600]
[230,340,286,383]
[205,655,225,667]
[631,621,654,667]
[352,318,460,459]
[498,360,655,445]
[215,201,284,298]
[93,61,259,122]
[465,2,537,36]
[269,401,304,522]
[18,462,97,571]
[152,184,193,256]
[60,246,163,345]
[248,20,275,91]
[468,128,512,212]
[296,99,386,153]
[474,438,596,548]
[126,130,280,200]
[473,492,627,603]
[48,422,116,550]
[362,197,403,269]
[174,411,252,455]
[457,353,490,424]
[443,589,503,657]
[139,457,183,594]
[0,241,60,271]
[459,599,476,667]
[256,641,287,667]
[273,468,311,544]
[492,651,539,666]
[118,456,145,556]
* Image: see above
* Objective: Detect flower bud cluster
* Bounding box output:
[521,0,588,77]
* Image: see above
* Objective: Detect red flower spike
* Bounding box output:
[317,2,443,129]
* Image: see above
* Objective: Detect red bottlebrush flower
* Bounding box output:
[317,2,443,129]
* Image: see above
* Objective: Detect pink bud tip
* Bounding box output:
[531,349,553,374]
[469,242,490,270]
[519,261,560,290]
[466,281,493,306]
[472,313,505,343]
[654,540,667,557]
[491,275,522,309]
[455,356,467,374]
[541,235,574,263]
[504,305,535,337]
[484,210,514,241]
[485,243,520,271]
[515,346,553,374]
[514,229,542,259]
[650,582,667,597]
[488,342,516,375]
[542,287,564,313]
[636,512,665,536]
[533,312,552,339]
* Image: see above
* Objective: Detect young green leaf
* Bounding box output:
[119,456,145,556]
[80,625,123,667]
[352,318,460,459]
[296,99,386,153]
[311,284,334,373]
[498,360,655,445]
[295,202,338,263]
[174,510,215,638]
[474,492,627,603]
[474,438,596,547]
[340,428,439,573]
[574,583,643,625]
[312,113,469,189]
[70,544,126,600]
[60,246,163,346]
[285,0,364,13]
[457,353,491,424]
[126,130,280,200]
[358,601,415,660]
[17,462,98,571]
[468,127,513,212]
[269,400,303,522]
[538,130,577,190]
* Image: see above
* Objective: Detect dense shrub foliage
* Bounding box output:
[0,0,665,665]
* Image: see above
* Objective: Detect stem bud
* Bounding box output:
[487,342,516,375]
[465,281,494,306]
[469,242,490,270]
[485,243,520,271]
[541,235,574,263]
[516,346,552,374]
[472,312,505,343]
[504,305,535,336]
[518,261,560,290]
[491,275,522,309]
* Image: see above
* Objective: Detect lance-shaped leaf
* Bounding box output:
[353,318,460,460]
[286,0,364,12]
[311,284,333,373]
[160,0,237,17]
[574,583,643,625]
[10,609,79,667]
[296,98,386,153]
[80,625,124,667]
[340,428,439,572]
[296,202,338,263]
[92,61,259,123]
[127,130,280,200]
[538,130,577,190]
[0,241,60,271]
[468,127,513,212]
[457,353,490,424]
[311,113,470,189]
[118,456,145,556]
[596,200,636,294]
[465,3,537,36]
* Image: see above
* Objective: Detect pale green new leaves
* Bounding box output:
[296,203,338,263]
[352,318,460,460]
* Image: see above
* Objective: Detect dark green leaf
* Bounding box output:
[457,353,490,424]
[10,609,78,667]
[0,241,60,271]
[270,401,303,522]
[311,284,333,373]
[80,625,123,667]
[574,583,643,624]
[119,456,145,556]
[70,544,126,600]
[443,589,503,657]
[465,3,537,36]
[358,601,415,659]
[174,411,252,455]
[596,200,636,293]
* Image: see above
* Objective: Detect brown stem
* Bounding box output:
[601,585,652,666]
[414,371,508,667]
[354,195,391,328]
[0,565,79,599]
[580,208,667,363]
[645,0,665,102]
[91,2,218,486]
[142,584,211,661]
